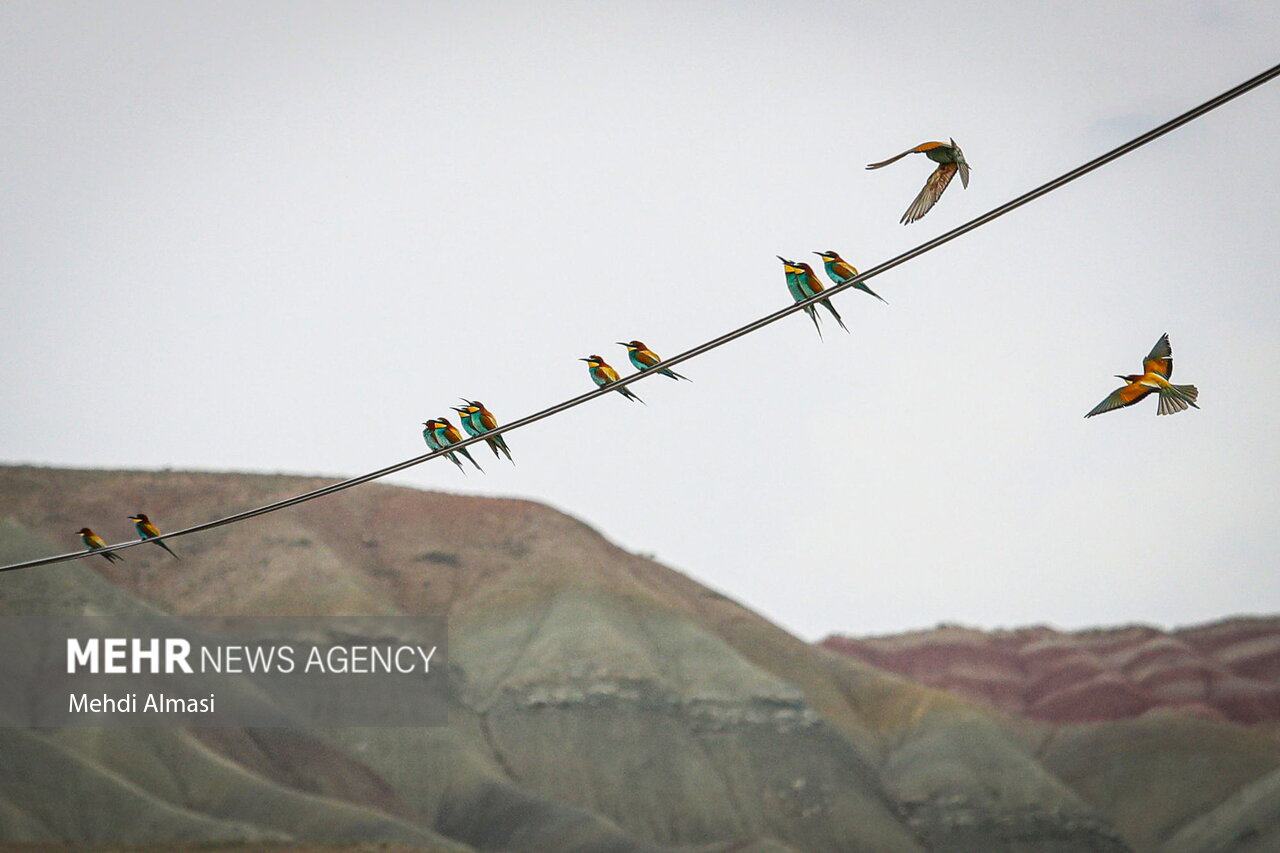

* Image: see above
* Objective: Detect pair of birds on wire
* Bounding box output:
[77,513,179,562]
[581,341,690,405]
[423,400,513,474]
[779,250,886,338]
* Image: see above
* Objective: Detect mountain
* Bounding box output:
[820,621,1280,725]
[0,465,1276,852]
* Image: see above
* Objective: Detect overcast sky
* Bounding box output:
[2,2,1278,640]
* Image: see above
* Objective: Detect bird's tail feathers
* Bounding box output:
[156,540,180,560]
[488,435,515,463]
[459,447,485,472]
[860,283,889,304]
[804,306,823,338]
[619,386,646,405]
[1157,384,1199,415]
[822,300,849,333]
[1173,383,1199,406]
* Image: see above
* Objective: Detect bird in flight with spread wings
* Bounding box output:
[866,139,970,224]
[1084,333,1200,418]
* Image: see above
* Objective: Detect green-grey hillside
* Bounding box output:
[0,466,1275,852]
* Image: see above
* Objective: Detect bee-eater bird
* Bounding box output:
[581,355,645,404]
[128,513,180,560]
[616,341,689,381]
[77,527,123,563]
[423,419,468,473]
[795,260,849,333]
[454,400,514,463]
[779,256,825,337]
[814,251,887,304]
[1084,333,1200,418]
[866,139,970,224]
[434,416,485,472]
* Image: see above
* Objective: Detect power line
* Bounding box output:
[4,61,1278,575]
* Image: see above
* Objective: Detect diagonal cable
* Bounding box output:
[4,61,1277,574]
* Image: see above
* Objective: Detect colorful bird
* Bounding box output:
[779,256,825,337]
[581,355,645,403]
[128,513,180,560]
[454,400,514,463]
[794,260,848,333]
[1084,333,1200,418]
[814,251,887,304]
[423,419,468,473]
[77,527,123,563]
[434,416,485,472]
[617,341,689,381]
[866,139,970,224]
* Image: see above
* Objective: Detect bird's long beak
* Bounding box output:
[579,358,592,362]
[615,342,629,347]
[1114,375,1128,381]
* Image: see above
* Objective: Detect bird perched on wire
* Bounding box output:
[434,416,485,472]
[866,139,970,224]
[617,340,689,381]
[77,527,123,563]
[780,257,848,336]
[423,419,481,473]
[779,256,824,337]
[814,251,887,304]
[1084,333,1200,418]
[581,355,644,403]
[128,513,180,560]
[454,400,514,463]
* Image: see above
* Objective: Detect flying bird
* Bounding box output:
[581,355,645,403]
[454,400,514,463]
[434,416,485,472]
[1084,333,1200,418]
[866,139,970,224]
[617,341,689,381]
[779,256,825,337]
[814,251,887,304]
[77,527,123,563]
[128,513,180,560]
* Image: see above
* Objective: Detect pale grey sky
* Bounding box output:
[2,2,1278,639]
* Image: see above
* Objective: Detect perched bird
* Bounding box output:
[581,355,645,403]
[866,139,970,224]
[795,260,849,333]
[434,416,485,471]
[1085,333,1200,418]
[423,419,468,473]
[454,400,514,463]
[779,256,824,337]
[617,340,689,381]
[814,251,887,304]
[77,527,123,563]
[128,513,180,560]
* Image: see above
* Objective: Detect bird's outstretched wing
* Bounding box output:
[1084,382,1153,418]
[866,141,947,170]
[1143,333,1173,379]
[901,162,957,224]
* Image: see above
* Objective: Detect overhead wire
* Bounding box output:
[4,61,1278,574]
